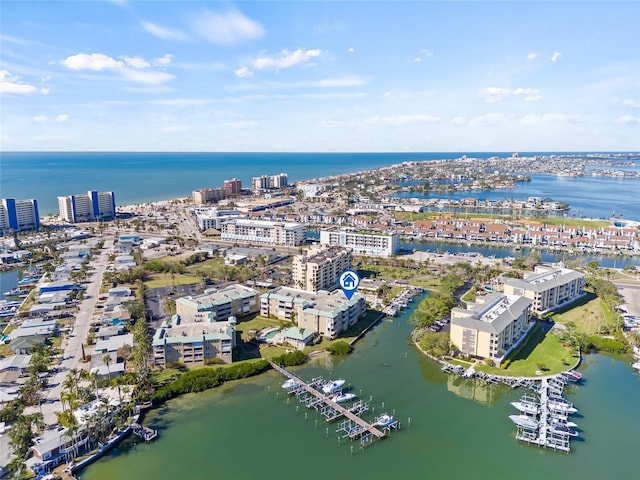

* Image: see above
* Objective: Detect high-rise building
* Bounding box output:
[292,246,352,292]
[192,188,226,204]
[58,191,116,223]
[223,178,242,195]
[270,173,288,188]
[221,219,306,246]
[320,228,399,257]
[0,198,40,232]
[252,175,271,191]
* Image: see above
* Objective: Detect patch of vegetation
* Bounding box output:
[272,350,307,366]
[151,359,270,404]
[327,341,353,355]
[418,331,450,358]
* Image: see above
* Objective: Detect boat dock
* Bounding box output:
[269,362,387,440]
[132,423,158,442]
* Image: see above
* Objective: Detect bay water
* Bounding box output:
[82,298,639,480]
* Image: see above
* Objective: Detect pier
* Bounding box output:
[132,423,158,442]
[269,362,387,440]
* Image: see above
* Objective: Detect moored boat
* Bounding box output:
[548,401,578,415]
[550,424,579,437]
[332,392,357,403]
[511,401,540,416]
[321,379,346,395]
[373,414,395,427]
[282,378,299,390]
[509,415,539,430]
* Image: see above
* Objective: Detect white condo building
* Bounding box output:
[260,287,366,339]
[292,246,352,292]
[193,207,241,231]
[1,198,40,232]
[221,219,306,246]
[58,191,116,223]
[502,265,585,316]
[450,293,533,364]
[320,228,399,257]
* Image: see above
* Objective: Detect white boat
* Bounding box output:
[282,378,299,390]
[373,414,395,427]
[321,379,346,395]
[509,415,539,430]
[632,361,640,371]
[550,417,578,429]
[548,401,578,414]
[550,424,579,437]
[332,392,356,403]
[511,401,540,416]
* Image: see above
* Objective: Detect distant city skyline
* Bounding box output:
[1,1,639,152]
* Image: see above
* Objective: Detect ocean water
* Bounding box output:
[2,152,638,218]
[82,297,640,480]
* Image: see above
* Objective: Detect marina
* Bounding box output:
[270,362,399,445]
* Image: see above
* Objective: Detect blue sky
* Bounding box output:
[1,1,638,152]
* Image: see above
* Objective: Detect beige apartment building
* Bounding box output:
[175,284,259,320]
[291,246,352,292]
[450,293,533,365]
[503,265,585,316]
[260,287,366,339]
[152,312,236,366]
[319,228,399,257]
[221,219,306,246]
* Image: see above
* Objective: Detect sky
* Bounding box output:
[1,1,639,152]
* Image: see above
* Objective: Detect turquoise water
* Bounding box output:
[82,299,639,480]
[2,152,638,218]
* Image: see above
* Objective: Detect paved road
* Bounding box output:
[29,239,113,426]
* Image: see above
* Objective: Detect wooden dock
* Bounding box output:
[269,362,386,439]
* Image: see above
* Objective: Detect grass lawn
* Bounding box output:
[519,217,611,228]
[410,277,442,290]
[358,264,416,280]
[235,315,289,339]
[144,273,200,288]
[185,258,225,274]
[550,295,616,335]
[476,323,579,376]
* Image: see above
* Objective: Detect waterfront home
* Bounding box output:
[319,228,400,257]
[277,327,316,350]
[152,314,236,366]
[175,284,259,320]
[503,265,585,316]
[291,246,352,292]
[260,287,366,339]
[26,428,89,473]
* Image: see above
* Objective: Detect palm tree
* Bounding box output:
[103,354,112,384]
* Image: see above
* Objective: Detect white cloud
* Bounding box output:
[154,54,174,66]
[62,53,123,71]
[311,76,368,88]
[366,114,440,126]
[234,66,253,78]
[253,49,321,71]
[470,113,511,126]
[33,115,47,122]
[190,7,264,46]
[521,113,586,125]
[162,123,188,133]
[420,49,434,58]
[141,21,189,41]
[0,70,47,94]
[479,87,541,103]
[222,121,259,129]
[622,98,640,108]
[550,51,561,62]
[124,56,151,69]
[121,68,174,85]
[450,117,467,126]
[615,115,639,124]
[527,53,537,60]
[319,120,344,128]
[412,57,422,63]
[348,47,355,53]
[61,53,174,85]
[56,114,69,122]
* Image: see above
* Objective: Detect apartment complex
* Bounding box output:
[221,219,306,246]
[320,228,399,257]
[503,265,585,316]
[193,207,241,230]
[57,190,116,223]
[260,287,366,339]
[0,198,40,232]
[192,188,227,204]
[450,293,533,364]
[291,246,352,292]
[152,313,236,366]
[223,178,242,195]
[251,173,288,191]
[175,284,259,320]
